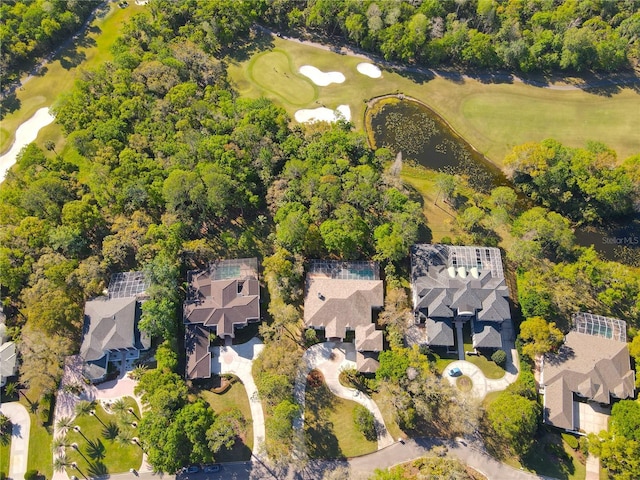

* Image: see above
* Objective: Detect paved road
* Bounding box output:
[0,401,31,480]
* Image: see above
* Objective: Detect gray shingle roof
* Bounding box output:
[471,320,502,348]
[424,317,454,346]
[543,329,635,430]
[0,340,17,384]
[80,296,139,362]
[356,352,380,373]
[411,244,511,350]
[355,324,383,352]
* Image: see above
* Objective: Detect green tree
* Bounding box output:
[486,391,540,456]
[353,405,376,441]
[519,316,564,358]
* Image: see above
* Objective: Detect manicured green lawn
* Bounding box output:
[65,399,142,476]
[372,388,404,441]
[228,31,640,167]
[304,370,377,459]
[0,1,147,154]
[199,376,253,461]
[0,439,10,477]
[520,430,586,480]
[16,387,54,479]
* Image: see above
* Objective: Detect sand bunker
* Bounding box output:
[357,63,382,78]
[0,107,55,181]
[294,105,351,123]
[299,66,346,86]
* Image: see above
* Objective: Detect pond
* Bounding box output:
[366,96,510,194]
[365,96,639,264]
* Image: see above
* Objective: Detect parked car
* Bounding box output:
[203,464,221,473]
[448,367,462,377]
[182,465,200,474]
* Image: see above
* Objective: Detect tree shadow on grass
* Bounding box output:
[86,438,106,460]
[0,92,21,120]
[304,370,343,459]
[520,429,576,480]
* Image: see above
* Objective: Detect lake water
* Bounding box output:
[366,96,639,263]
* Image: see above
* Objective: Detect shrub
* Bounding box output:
[491,349,507,366]
[579,436,589,456]
[353,405,376,441]
[562,432,579,449]
[24,470,39,480]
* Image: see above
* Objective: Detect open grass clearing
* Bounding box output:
[304,370,377,459]
[65,398,142,475]
[199,376,253,461]
[0,1,146,154]
[227,32,640,167]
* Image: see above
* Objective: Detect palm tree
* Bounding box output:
[73,425,89,442]
[89,409,107,428]
[74,400,95,417]
[115,428,133,447]
[128,365,147,380]
[70,442,91,463]
[3,382,17,399]
[111,398,128,416]
[53,454,72,472]
[52,434,72,454]
[56,416,74,435]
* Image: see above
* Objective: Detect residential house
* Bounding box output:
[184,258,260,380]
[541,312,635,433]
[1,307,17,387]
[304,260,384,373]
[79,272,151,383]
[410,244,511,355]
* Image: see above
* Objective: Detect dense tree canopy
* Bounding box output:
[262,0,640,73]
[0,0,100,87]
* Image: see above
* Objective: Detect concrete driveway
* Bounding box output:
[294,342,394,454]
[0,401,31,480]
[211,337,265,461]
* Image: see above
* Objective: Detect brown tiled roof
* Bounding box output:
[185,324,212,380]
[184,277,260,338]
[543,330,635,430]
[356,351,380,373]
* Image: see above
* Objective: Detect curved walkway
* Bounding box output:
[0,401,30,480]
[294,341,394,455]
[211,337,266,461]
[445,323,520,400]
[52,355,152,480]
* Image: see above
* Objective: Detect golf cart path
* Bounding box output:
[0,401,30,480]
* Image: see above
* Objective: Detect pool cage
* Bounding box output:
[209,258,259,281]
[573,312,627,343]
[308,260,380,280]
[108,271,150,299]
[447,246,504,278]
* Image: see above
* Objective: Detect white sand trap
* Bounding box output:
[299,65,346,86]
[295,105,351,123]
[357,62,382,78]
[0,107,55,181]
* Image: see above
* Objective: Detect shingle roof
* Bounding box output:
[304,277,383,337]
[544,377,574,430]
[80,296,139,362]
[543,329,635,430]
[356,352,380,373]
[0,340,17,382]
[471,320,502,348]
[185,324,212,380]
[355,324,383,352]
[424,317,454,346]
[411,244,511,350]
[184,269,260,338]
